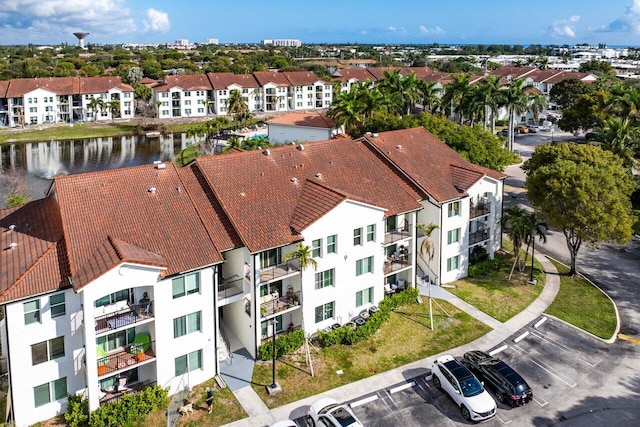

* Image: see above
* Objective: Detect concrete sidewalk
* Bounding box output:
[223,253,560,426]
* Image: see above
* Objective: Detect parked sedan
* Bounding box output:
[307,397,363,427]
[431,355,497,422]
[461,350,533,407]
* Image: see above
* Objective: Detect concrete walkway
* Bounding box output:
[223,253,560,426]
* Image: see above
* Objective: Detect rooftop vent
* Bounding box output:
[264,149,271,156]
[8,242,17,250]
[291,177,298,183]
[153,160,162,164]
[366,132,372,136]
[156,163,166,169]
[396,145,402,149]
[8,224,16,231]
[149,187,157,194]
[315,172,322,178]
[297,144,304,151]
[372,133,379,138]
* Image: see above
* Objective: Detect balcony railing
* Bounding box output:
[384,227,412,245]
[99,379,156,406]
[95,302,154,334]
[260,290,301,318]
[218,276,244,300]
[383,254,411,275]
[97,342,156,378]
[470,201,491,218]
[259,262,299,284]
[469,228,490,245]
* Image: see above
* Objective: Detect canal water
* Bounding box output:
[0,133,199,202]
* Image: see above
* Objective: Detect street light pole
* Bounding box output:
[528,237,536,284]
[270,318,277,389]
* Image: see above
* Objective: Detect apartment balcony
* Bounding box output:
[99,379,156,406]
[218,276,244,300]
[97,342,156,378]
[260,290,301,318]
[470,201,490,218]
[95,302,154,334]
[384,227,412,245]
[383,253,411,275]
[259,262,300,284]
[469,228,490,245]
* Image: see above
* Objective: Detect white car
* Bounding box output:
[269,420,298,427]
[431,355,497,422]
[306,397,363,427]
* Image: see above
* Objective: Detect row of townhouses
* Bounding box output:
[0,66,596,128]
[0,126,505,426]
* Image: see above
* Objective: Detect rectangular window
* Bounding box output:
[314,269,334,289]
[94,289,132,308]
[184,91,191,96]
[353,228,362,246]
[260,248,281,268]
[314,302,334,323]
[175,349,202,376]
[32,336,65,365]
[447,228,461,245]
[24,300,40,324]
[312,239,322,258]
[34,378,67,407]
[447,255,460,272]
[327,235,337,254]
[366,224,376,242]
[172,272,200,298]
[50,293,65,318]
[184,100,191,105]
[356,287,374,307]
[355,256,374,276]
[448,201,460,217]
[96,327,135,353]
[173,311,202,338]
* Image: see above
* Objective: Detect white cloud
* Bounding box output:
[551,15,580,38]
[598,0,640,34]
[418,25,444,35]
[143,8,170,33]
[388,26,407,35]
[0,0,137,42]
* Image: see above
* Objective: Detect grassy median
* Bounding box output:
[545,259,618,340]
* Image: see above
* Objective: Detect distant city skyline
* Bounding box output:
[0,0,639,47]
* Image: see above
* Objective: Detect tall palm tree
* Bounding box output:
[87,97,104,122]
[442,74,471,124]
[416,222,439,282]
[417,80,441,114]
[595,117,639,168]
[502,205,529,279]
[528,92,548,126]
[327,89,365,135]
[606,85,640,125]
[502,78,530,151]
[284,243,318,271]
[522,212,547,283]
[107,100,120,121]
[226,89,249,122]
[399,72,423,115]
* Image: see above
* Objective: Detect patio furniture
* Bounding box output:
[130,333,151,354]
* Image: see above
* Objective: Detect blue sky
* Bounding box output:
[0,0,639,46]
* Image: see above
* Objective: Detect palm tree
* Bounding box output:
[417,80,441,114]
[595,117,639,169]
[327,89,365,135]
[87,97,104,122]
[522,212,547,284]
[284,243,318,271]
[107,100,120,122]
[606,85,640,125]
[502,78,530,151]
[442,74,471,124]
[416,222,439,282]
[528,92,548,126]
[502,205,529,279]
[226,89,249,122]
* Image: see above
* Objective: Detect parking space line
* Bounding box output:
[495,413,512,424]
[510,345,577,388]
[389,381,415,394]
[350,394,378,408]
[533,396,549,407]
[490,345,508,356]
[534,316,548,328]
[513,331,529,343]
[527,329,574,353]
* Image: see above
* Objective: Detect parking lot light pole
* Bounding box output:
[270,318,277,388]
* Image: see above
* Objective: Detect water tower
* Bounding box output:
[73,32,89,49]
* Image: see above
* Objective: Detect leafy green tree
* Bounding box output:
[558,90,608,132]
[549,78,592,110]
[226,89,249,122]
[502,77,530,151]
[523,143,634,275]
[579,60,615,77]
[327,89,365,134]
[284,243,319,271]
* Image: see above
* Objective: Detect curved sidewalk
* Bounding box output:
[224,253,560,426]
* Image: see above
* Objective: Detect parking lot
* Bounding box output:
[298,317,613,426]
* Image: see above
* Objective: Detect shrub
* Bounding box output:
[317,287,419,347]
[65,385,168,427]
[468,258,502,278]
[495,119,508,127]
[257,328,305,360]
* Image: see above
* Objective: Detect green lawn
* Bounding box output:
[545,260,618,340]
[448,243,545,322]
[251,298,491,408]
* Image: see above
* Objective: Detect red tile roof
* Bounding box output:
[252,71,292,87]
[0,197,69,303]
[207,73,259,90]
[79,76,134,94]
[290,180,348,233]
[0,80,9,97]
[365,67,404,80]
[5,76,133,97]
[267,111,335,129]
[282,71,327,86]
[488,67,537,79]
[526,69,564,83]
[362,127,506,203]
[154,74,212,92]
[332,67,377,83]
[53,162,223,289]
[195,138,423,253]
[543,71,596,84]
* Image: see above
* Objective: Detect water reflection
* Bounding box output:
[0,133,198,201]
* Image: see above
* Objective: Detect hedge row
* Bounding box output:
[65,385,168,427]
[468,258,502,278]
[317,287,419,347]
[257,328,305,361]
